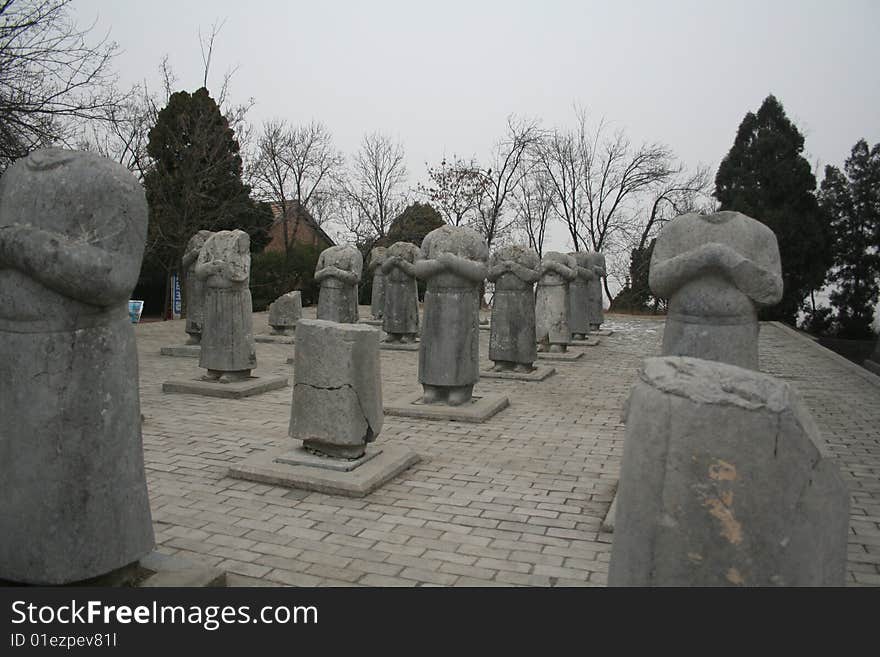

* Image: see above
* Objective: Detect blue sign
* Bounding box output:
[128,300,144,324]
[172,273,182,318]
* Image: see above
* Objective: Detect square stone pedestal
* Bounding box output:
[480,365,556,381]
[228,445,420,497]
[255,334,295,344]
[570,336,600,347]
[362,319,383,326]
[162,375,288,399]
[384,391,509,423]
[591,329,613,337]
[160,344,200,358]
[537,350,584,362]
[138,552,226,587]
[380,341,420,351]
[479,323,491,331]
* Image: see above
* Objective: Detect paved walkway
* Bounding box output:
[134,310,880,586]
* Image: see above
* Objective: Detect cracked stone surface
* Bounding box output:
[268,291,302,334]
[609,355,849,586]
[288,319,383,459]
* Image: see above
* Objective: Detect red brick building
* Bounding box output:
[264,200,335,253]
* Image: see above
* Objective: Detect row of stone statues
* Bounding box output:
[315,232,607,401]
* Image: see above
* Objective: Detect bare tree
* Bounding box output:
[512,171,555,257]
[249,118,343,254]
[635,164,714,253]
[472,116,543,250]
[340,132,408,241]
[0,0,123,170]
[418,155,482,226]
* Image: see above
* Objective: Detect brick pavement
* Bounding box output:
[134,309,880,586]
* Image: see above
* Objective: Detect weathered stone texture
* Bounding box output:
[382,241,420,339]
[0,148,154,584]
[649,211,782,370]
[488,245,540,369]
[368,246,387,320]
[268,291,302,335]
[195,230,256,376]
[316,245,363,323]
[182,230,213,343]
[535,252,577,349]
[289,319,383,459]
[608,356,849,587]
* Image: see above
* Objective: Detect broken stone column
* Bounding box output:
[268,291,302,335]
[0,148,154,584]
[381,241,421,343]
[315,245,363,323]
[585,251,606,331]
[649,211,783,370]
[416,225,488,406]
[195,230,257,383]
[488,244,540,372]
[608,356,849,587]
[368,246,387,320]
[289,319,383,459]
[568,251,595,340]
[535,252,577,353]
[182,230,214,344]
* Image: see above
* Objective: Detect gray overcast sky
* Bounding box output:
[74,0,879,248]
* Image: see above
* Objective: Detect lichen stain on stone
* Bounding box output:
[702,496,743,545]
[708,459,737,482]
[726,567,745,585]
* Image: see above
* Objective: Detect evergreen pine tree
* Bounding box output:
[715,95,832,323]
[143,87,272,313]
[819,139,880,338]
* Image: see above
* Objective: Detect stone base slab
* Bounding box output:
[162,375,289,399]
[480,366,556,381]
[601,490,618,533]
[255,334,295,344]
[380,341,420,351]
[591,329,613,337]
[362,319,383,326]
[228,445,420,497]
[160,344,201,358]
[274,445,381,472]
[138,551,226,587]
[537,350,584,362]
[479,324,491,331]
[570,336,600,347]
[384,391,509,423]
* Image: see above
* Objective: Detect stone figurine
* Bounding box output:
[535,252,577,353]
[649,211,783,370]
[368,246,387,320]
[268,291,302,335]
[568,251,596,340]
[195,229,257,382]
[381,241,421,343]
[182,230,213,344]
[586,251,606,331]
[315,245,363,323]
[487,245,540,372]
[416,225,488,406]
[0,148,154,584]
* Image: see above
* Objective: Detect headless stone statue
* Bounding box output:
[585,251,606,331]
[381,241,421,343]
[195,230,257,382]
[416,225,488,406]
[368,246,387,320]
[535,252,577,353]
[488,245,540,372]
[0,148,154,584]
[268,291,302,335]
[182,230,213,344]
[568,251,596,340]
[649,211,783,370]
[315,245,363,323]
[609,356,849,586]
